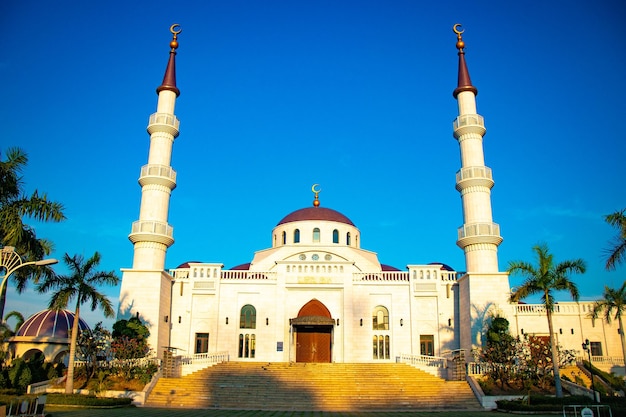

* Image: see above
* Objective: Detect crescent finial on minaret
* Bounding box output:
[169,24,182,51]
[453,24,465,52]
[157,24,181,97]
[312,184,321,207]
[452,23,477,98]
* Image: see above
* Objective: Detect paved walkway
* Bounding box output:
[45,405,557,417]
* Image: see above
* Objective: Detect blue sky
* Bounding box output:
[3,1,625,328]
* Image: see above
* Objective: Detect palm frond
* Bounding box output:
[604,209,626,271]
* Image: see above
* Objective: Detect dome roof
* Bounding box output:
[175,261,202,269]
[277,207,354,226]
[16,309,90,339]
[428,262,455,271]
[231,263,251,270]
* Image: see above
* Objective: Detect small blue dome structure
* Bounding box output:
[16,309,90,339]
[11,309,91,364]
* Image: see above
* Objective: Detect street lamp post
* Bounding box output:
[0,246,58,318]
[582,338,598,402]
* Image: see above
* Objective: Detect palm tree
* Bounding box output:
[38,252,119,394]
[508,243,586,398]
[4,310,24,335]
[0,147,66,318]
[604,208,626,271]
[591,282,626,364]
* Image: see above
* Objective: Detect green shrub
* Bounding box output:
[16,367,31,391]
[583,360,625,392]
[497,394,626,414]
[46,393,133,407]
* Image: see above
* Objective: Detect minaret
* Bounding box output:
[452,24,502,273]
[118,25,182,357]
[451,25,510,353]
[129,24,182,269]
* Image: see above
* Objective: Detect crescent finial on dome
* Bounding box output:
[312,184,321,207]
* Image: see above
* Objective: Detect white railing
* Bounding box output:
[148,112,180,130]
[177,351,229,376]
[457,222,500,240]
[178,351,229,366]
[130,220,173,238]
[440,271,464,281]
[398,353,447,368]
[140,164,177,182]
[456,166,493,183]
[353,272,409,282]
[74,357,161,369]
[453,114,484,130]
[577,355,624,365]
[513,303,591,315]
[221,271,277,280]
[467,361,493,375]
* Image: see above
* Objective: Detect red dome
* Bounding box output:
[175,261,202,269]
[277,207,354,226]
[16,309,90,339]
[428,262,455,271]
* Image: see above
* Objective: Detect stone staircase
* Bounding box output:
[145,362,482,411]
[562,364,592,388]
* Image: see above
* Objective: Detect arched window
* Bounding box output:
[372,306,389,330]
[282,231,286,245]
[332,229,339,244]
[240,305,256,329]
[294,229,300,243]
[346,232,351,246]
[313,228,320,242]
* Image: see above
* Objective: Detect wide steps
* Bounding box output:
[562,364,592,388]
[145,362,481,411]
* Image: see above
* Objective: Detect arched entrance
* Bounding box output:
[290,300,334,363]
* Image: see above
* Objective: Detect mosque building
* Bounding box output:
[116,25,623,370]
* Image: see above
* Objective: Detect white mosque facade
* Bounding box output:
[116,26,624,369]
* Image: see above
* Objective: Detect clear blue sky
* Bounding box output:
[3,1,625,328]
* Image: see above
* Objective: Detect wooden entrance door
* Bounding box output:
[296,326,332,363]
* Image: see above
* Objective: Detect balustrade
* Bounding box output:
[457,222,500,240]
[453,114,484,130]
[148,112,180,129]
[353,272,409,282]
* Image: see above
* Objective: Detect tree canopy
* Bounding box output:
[508,243,586,398]
[38,252,119,394]
[0,147,65,318]
[604,208,626,271]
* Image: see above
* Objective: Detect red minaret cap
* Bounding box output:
[452,24,478,98]
[156,24,181,97]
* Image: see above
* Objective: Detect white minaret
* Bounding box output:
[452,25,502,273]
[451,25,511,353]
[129,26,181,268]
[118,25,182,356]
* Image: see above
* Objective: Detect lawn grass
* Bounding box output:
[44,405,557,417]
